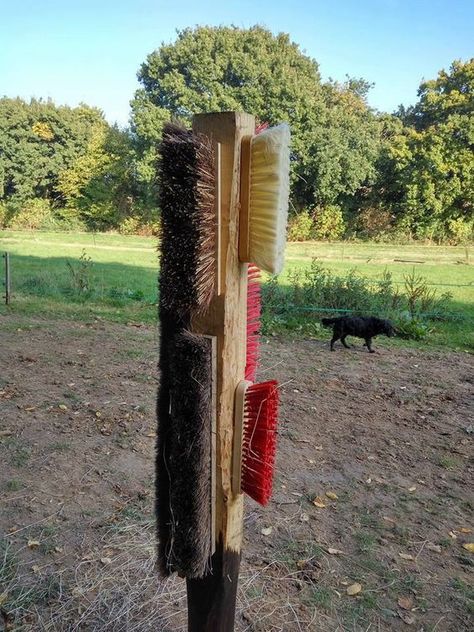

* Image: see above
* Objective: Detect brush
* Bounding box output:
[233,379,279,506]
[158,122,216,320]
[156,122,217,578]
[239,123,291,274]
[157,111,290,631]
[166,330,216,577]
[245,263,261,382]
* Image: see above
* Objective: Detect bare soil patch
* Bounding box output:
[1,316,472,631]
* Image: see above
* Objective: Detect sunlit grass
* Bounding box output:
[1,231,472,350]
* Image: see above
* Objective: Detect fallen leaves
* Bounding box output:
[462,543,474,553]
[398,552,415,561]
[398,610,416,625]
[397,596,414,610]
[426,543,442,553]
[396,591,416,623]
[312,496,326,508]
[261,527,272,536]
[327,548,344,555]
[27,539,40,549]
[312,491,338,508]
[346,583,362,596]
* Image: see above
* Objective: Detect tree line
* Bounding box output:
[1,26,472,242]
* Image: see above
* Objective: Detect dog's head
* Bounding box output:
[382,320,396,337]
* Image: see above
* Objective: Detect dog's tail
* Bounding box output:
[321,317,338,327]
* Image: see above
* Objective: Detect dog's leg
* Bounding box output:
[330,334,340,351]
[341,335,351,349]
[365,337,375,353]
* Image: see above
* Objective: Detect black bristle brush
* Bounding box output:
[158,123,216,320]
[156,122,216,577]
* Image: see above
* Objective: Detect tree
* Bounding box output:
[0,97,105,203]
[131,25,381,211]
[0,97,141,231]
[379,60,474,240]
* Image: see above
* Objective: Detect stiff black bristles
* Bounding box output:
[158,123,216,319]
[158,331,214,578]
[156,123,216,577]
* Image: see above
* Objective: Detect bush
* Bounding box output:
[357,206,393,238]
[314,205,345,240]
[287,210,314,241]
[0,202,6,228]
[8,199,54,230]
[119,216,141,235]
[447,217,474,244]
[394,315,432,340]
[260,260,454,337]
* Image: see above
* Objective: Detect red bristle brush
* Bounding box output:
[235,260,279,506]
[233,379,279,506]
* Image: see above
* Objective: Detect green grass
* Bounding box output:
[1,230,473,350]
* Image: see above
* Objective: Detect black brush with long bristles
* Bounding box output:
[159,123,216,319]
[156,122,216,578]
[167,331,215,577]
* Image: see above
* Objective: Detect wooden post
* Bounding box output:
[3,252,10,305]
[187,112,255,631]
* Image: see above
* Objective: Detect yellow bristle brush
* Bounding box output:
[239,123,291,274]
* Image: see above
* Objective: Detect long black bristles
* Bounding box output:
[166,331,213,577]
[156,123,216,578]
[158,123,215,319]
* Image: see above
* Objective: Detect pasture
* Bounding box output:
[0,231,473,350]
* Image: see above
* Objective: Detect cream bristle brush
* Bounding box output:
[239,123,291,274]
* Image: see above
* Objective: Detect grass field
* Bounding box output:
[1,230,473,350]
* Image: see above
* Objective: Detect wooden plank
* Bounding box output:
[238,135,252,263]
[189,111,255,630]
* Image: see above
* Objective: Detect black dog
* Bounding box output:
[321,316,395,353]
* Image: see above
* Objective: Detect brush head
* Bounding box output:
[241,380,279,506]
[158,123,216,319]
[158,331,214,578]
[245,264,261,382]
[248,123,290,275]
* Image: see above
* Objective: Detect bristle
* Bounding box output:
[248,123,290,275]
[158,122,215,318]
[255,122,269,134]
[245,264,261,382]
[241,380,279,506]
[160,331,214,578]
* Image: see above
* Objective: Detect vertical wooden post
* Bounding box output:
[186,112,255,631]
[3,252,10,305]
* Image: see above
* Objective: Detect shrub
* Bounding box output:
[403,268,452,319]
[394,315,432,340]
[8,199,54,230]
[358,206,393,238]
[260,260,454,337]
[119,216,141,235]
[313,205,345,240]
[447,217,474,244]
[287,210,314,241]
[0,202,6,228]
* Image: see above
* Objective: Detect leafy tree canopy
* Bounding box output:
[131,25,381,209]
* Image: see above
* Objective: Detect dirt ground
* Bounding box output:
[0,315,473,631]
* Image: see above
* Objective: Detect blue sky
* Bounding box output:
[1,0,473,125]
